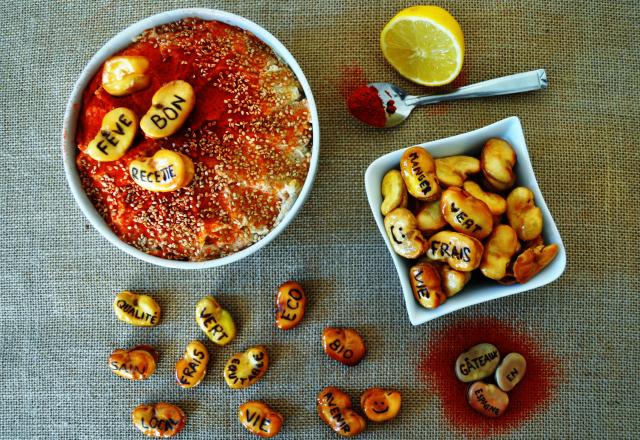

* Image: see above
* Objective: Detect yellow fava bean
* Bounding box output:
[415,200,447,234]
[238,401,284,438]
[113,291,161,326]
[463,181,507,216]
[506,187,543,241]
[360,388,402,422]
[480,225,521,280]
[409,263,447,309]
[108,345,158,381]
[513,243,559,283]
[436,263,471,297]
[435,155,480,187]
[131,402,186,438]
[317,387,366,437]
[175,340,209,388]
[480,138,517,191]
[86,107,137,162]
[129,149,195,193]
[400,146,440,201]
[275,281,307,330]
[426,230,484,272]
[140,80,195,138]
[380,169,408,216]
[384,208,427,259]
[195,296,236,346]
[102,56,150,96]
[441,187,494,239]
[224,346,269,389]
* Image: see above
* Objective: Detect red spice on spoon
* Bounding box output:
[346,85,388,127]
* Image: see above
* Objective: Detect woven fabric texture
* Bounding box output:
[0,0,638,438]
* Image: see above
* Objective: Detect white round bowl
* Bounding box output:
[62,9,320,269]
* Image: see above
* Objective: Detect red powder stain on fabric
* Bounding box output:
[424,68,468,117]
[347,85,387,127]
[419,318,564,437]
[337,64,369,99]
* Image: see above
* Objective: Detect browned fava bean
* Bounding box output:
[400,146,440,201]
[275,281,306,330]
[467,382,509,418]
[380,169,408,215]
[409,263,447,309]
[506,187,543,241]
[435,155,480,187]
[238,401,284,438]
[441,187,494,239]
[426,231,484,272]
[131,402,186,438]
[513,244,559,283]
[322,327,366,366]
[480,138,517,191]
[109,345,158,380]
[415,200,447,234]
[436,263,471,297]
[317,387,366,436]
[480,225,521,280]
[384,208,427,259]
[463,181,507,216]
[360,388,402,422]
[175,340,209,388]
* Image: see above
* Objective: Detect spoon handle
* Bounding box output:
[405,69,548,107]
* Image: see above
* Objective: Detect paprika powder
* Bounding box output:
[347,85,387,127]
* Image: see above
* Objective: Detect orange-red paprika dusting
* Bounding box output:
[347,85,387,127]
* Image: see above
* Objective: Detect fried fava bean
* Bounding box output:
[455,343,501,382]
[275,281,306,330]
[109,345,158,381]
[467,382,509,418]
[435,155,480,187]
[131,402,186,438]
[380,170,408,215]
[129,149,195,193]
[415,200,447,234]
[360,388,402,422]
[175,340,209,388]
[506,187,543,241]
[322,327,366,366]
[425,231,484,272]
[480,225,521,280]
[513,244,559,283]
[317,387,366,437]
[384,208,427,259]
[409,263,447,309]
[463,181,507,216]
[102,56,150,96]
[113,291,161,326]
[441,187,494,239]
[400,146,440,201]
[140,80,196,138]
[436,263,471,297]
[238,401,284,438]
[224,346,269,389]
[480,138,517,191]
[195,296,236,346]
[86,107,137,162]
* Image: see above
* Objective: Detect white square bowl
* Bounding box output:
[364,116,566,325]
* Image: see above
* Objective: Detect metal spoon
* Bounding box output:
[370,69,548,128]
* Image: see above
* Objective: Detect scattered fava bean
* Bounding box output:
[467,381,509,418]
[441,187,494,240]
[360,388,402,422]
[513,243,559,283]
[317,387,366,437]
[480,224,521,281]
[224,346,269,389]
[380,169,408,216]
[140,80,195,138]
[195,296,236,346]
[435,155,480,187]
[238,401,284,438]
[102,56,150,96]
[131,402,186,438]
[113,291,161,327]
[463,181,507,216]
[480,138,517,192]
[86,107,137,162]
[495,352,527,392]
[175,340,209,388]
[436,263,471,297]
[322,327,366,366]
[409,262,447,309]
[426,230,484,272]
[129,149,195,193]
[506,187,543,241]
[108,345,158,381]
[415,200,447,234]
[275,281,306,330]
[455,343,501,382]
[400,146,440,201]
[384,207,427,259]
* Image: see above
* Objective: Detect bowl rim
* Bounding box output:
[364,116,566,325]
[61,8,320,269]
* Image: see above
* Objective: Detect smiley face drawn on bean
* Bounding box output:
[360,388,402,422]
[390,224,405,245]
[384,208,427,259]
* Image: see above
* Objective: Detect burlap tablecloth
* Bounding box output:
[1,0,638,438]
